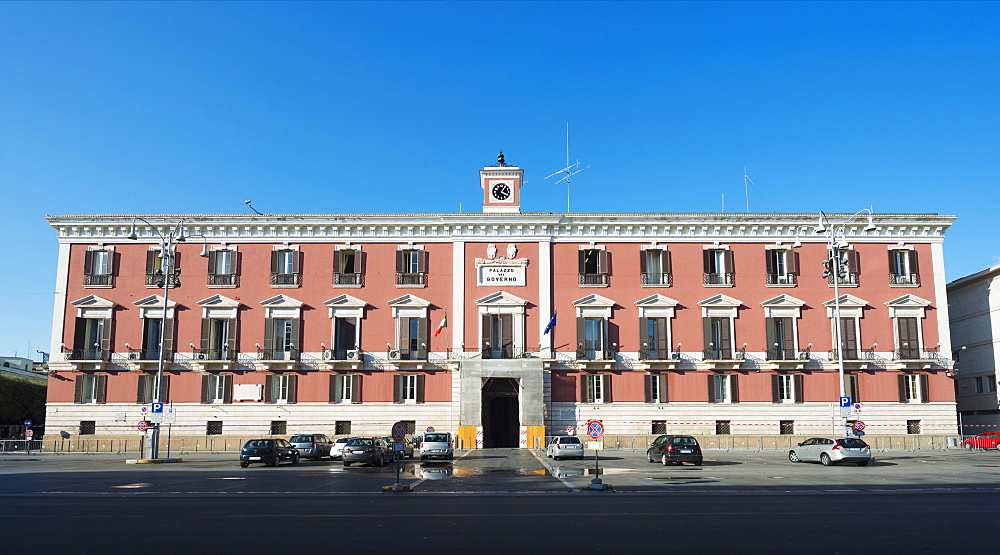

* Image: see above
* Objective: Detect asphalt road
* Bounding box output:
[2,448,998,553]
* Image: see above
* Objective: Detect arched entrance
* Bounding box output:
[482,377,520,448]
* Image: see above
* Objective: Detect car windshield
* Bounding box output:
[347,438,373,446]
[245,440,271,448]
[424,433,449,442]
[839,438,868,448]
[335,438,351,444]
[672,437,698,445]
[561,437,582,444]
[289,436,313,443]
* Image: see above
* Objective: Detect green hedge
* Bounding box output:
[0,374,46,437]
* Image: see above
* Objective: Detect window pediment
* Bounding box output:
[573,294,615,319]
[197,294,240,309]
[388,294,430,319]
[260,294,304,308]
[72,295,116,309]
[475,291,528,306]
[635,294,679,318]
[886,294,931,318]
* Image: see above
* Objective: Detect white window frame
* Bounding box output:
[714,374,732,404]
[777,374,795,403]
[208,374,226,404]
[401,374,418,403]
[80,373,99,404]
[904,374,923,403]
[586,373,607,404]
[272,374,290,404]
[335,374,354,404]
[649,375,666,404]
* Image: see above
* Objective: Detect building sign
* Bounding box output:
[476,256,528,287]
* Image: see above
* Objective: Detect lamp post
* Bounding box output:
[128,218,207,459]
[797,210,875,437]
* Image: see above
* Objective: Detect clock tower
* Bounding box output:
[481,151,523,213]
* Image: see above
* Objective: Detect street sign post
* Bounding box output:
[585,420,609,490]
[137,421,148,431]
[25,429,33,439]
[23,420,32,427]
[151,403,164,413]
[839,396,852,407]
[853,421,866,432]
[426,426,435,434]
[392,422,406,441]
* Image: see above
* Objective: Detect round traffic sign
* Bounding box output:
[391,421,406,441]
[565,426,576,434]
[25,430,34,439]
[426,426,435,433]
[853,421,866,431]
[586,420,605,440]
[137,421,148,431]
[23,420,32,427]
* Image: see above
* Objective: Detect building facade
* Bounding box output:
[45,157,958,446]
[948,264,1000,432]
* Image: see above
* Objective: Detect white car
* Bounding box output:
[418,432,454,460]
[546,436,585,460]
[330,437,356,460]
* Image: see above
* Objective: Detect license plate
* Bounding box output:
[679,449,692,453]
[352,450,365,454]
[249,457,261,461]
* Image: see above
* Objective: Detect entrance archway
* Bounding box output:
[482,377,520,448]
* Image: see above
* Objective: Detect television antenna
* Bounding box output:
[545,123,589,212]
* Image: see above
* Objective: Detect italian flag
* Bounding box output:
[434,312,448,336]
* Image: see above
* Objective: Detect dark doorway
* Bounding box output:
[482,378,520,448]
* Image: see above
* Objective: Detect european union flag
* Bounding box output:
[543,312,557,335]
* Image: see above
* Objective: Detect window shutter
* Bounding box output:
[638,318,649,359]
[765,250,775,275]
[730,374,739,403]
[417,250,427,274]
[724,249,735,275]
[328,374,338,403]
[845,374,860,403]
[207,250,217,276]
[703,318,713,354]
[200,318,211,351]
[263,318,274,352]
[235,251,242,277]
[501,314,513,358]
[840,318,857,354]
[73,317,87,352]
[137,374,148,404]
[417,318,427,357]
[172,251,181,277]
[898,374,907,403]
[201,375,210,404]
[919,374,929,403]
[793,374,803,404]
[292,250,301,274]
[765,318,777,356]
[788,251,798,274]
[160,374,171,403]
[603,374,612,404]
[264,374,274,403]
[598,250,609,274]
[644,374,653,403]
[481,314,492,357]
[393,374,402,404]
[576,318,586,357]
[162,317,174,359]
[96,374,107,404]
[782,318,795,354]
[146,250,158,274]
[270,251,280,274]
[719,318,732,358]
[845,250,859,274]
[398,317,410,353]
[658,374,669,403]
[639,250,648,274]
[664,249,672,276]
[578,250,586,274]
[396,250,405,273]
[290,318,301,359]
[771,374,780,403]
[356,251,365,276]
[707,374,716,403]
[888,250,898,275]
[74,375,85,403]
[351,374,361,404]
[580,374,589,403]
[908,249,919,276]
[702,248,712,273]
[416,374,425,404]
[287,375,298,404]
[655,318,668,358]
[83,250,95,276]
[100,318,113,361]
[227,318,238,360]
[223,374,233,404]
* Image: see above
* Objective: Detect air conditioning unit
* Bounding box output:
[670,353,681,360]
[346,349,361,361]
[322,349,334,360]
[798,353,810,360]
[388,349,401,360]
[128,352,141,361]
[520,352,533,359]
[196,353,207,360]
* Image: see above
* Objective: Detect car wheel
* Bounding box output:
[270,457,280,467]
[292,454,300,465]
[343,461,352,467]
[820,453,832,466]
[856,460,869,466]
[661,454,669,467]
[788,451,800,463]
[240,461,249,468]
[647,451,654,463]
[377,455,385,467]
[964,442,973,450]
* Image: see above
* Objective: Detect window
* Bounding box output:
[270,421,287,435]
[206,421,224,435]
[83,249,113,286]
[703,317,734,360]
[79,421,96,435]
[765,317,796,360]
[780,420,794,435]
[703,248,734,286]
[74,374,107,404]
[400,420,416,435]
[145,250,179,287]
[826,249,859,286]
[335,421,352,435]
[708,374,738,404]
[640,249,671,286]
[329,374,361,403]
[263,317,300,360]
[644,373,668,404]
[899,374,928,403]
[772,374,803,403]
[889,249,919,286]
[765,249,797,286]
[265,374,297,404]
[907,420,921,435]
[582,373,611,404]
[137,373,170,404]
[844,373,860,403]
[576,317,609,360]
[328,316,358,360]
[71,317,111,361]
[140,316,174,361]
[578,248,609,286]
[639,317,670,360]
[200,317,235,361]
[895,317,921,360]
[833,317,859,360]
[651,421,667,435]
[201,373,233,404]
[393,374,425,404]
[396,317,427,360]
[396,249,427,286]
[482,314,514,359]
[973,376,984,394]
[716,420,732,435]
[334,249,363,286]
[208,249,238,286]
[270,249,301,286]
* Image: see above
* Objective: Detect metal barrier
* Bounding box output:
[534,434,966,452]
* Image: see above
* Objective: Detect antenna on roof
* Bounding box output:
[743,167,752,213]
[544,123,589,212]
[244,200,264,216]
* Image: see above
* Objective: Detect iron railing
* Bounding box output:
[579,272,609,286]
[766,348,799,360]
[641,272,672,286]
[765,273,797,286]
[83,274,114,286]
[894,346,938,360]
[323,348,364,361]
[256,347,301,361]
[126,348,171,361]
[192,348,236,361]
[145,273,179,287]
[889,273,920,286]
[65,348,110,361]
[702,347,746,361]
[334,273,364,286]
[828,273,859,286]
[208,273,238,286]
[827,347,876,361]
[388,348,427,361]
[395,272,426,286]
[704,272,734,285]
[270,272,301,286]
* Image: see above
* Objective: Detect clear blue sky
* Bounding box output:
[2,1,997,360]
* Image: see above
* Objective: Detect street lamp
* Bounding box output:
[128,217,208,459]
[796,210,875,437]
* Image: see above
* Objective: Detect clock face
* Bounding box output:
[491,183,511,201]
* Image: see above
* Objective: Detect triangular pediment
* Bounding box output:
[634,294,680,308]
[134,295,177,308]
[324,294,368,309]
[760,294,806,308]
[698,294,743,308]
[197,294,240,309]
[572,294,616,308]
[823,294,869,308]
[475,291,528,306]
[885,294,932,308]
[260,294,303,308]
[71,295,116,309]
[387,294,431,308]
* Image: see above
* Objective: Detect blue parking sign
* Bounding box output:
[839,396,851,407]
[151,403,164,413]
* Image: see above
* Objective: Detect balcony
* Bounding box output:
[889,273,920,286]
[334,273,364,286]
[126,348,169,362]
[395,272,426,286]
[579,272,609,286]
[639,346,681,361]
[894,346,938,361]
[766,348,801,361]
[192,348,236,361]
[702,347,745,361]
[828,273,859,287]
[65,348,110,362]
[389,348,427,361]
[208,273,239,286]
[83,274,114,286]
[145,272,179,287]
[765,273,797,286]
[641,272,672,286]
[704,273,734,286]
[323,348,364,361]
[481,345,526,359]
[257,347,301,361]
[827,348,876,361]
[270,272,301,286]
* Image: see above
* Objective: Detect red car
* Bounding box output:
[962,432,1000,449]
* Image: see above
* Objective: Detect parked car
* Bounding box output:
[546,436,585,460]
[788,437,872,466]
[343,437,393,467]
[962,432,1000,450]
[418,432,454,460]
[240,438,300,468]
[288,433,334,460]
[330,437,356,460]
[646,435,703,466]
[380,436,414,459]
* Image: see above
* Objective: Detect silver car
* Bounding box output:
[418,432,454,460]
[546,436,585,460]
[288,433,333,460]
[788,437,872,466]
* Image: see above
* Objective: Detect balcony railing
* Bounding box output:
[257,347,301,361]
[640,346,683,361]
[894,346,938,360]
[270,272,301,286]
[126,348,169,361]
[828,273,859,286]
[827,348,876,361]
[702,347,745,361]
[145,273,179,287]
[889,273,920,286]
[65,348,110,361]
[641,272,672,286]
[766,348,800,361]
[765,273,797,286]
[208,273,239,286]
[323,348,363,361]
[579,272,609,286]
[576,349,614,361]
[389,348,427,361]
[395,272,426,286]
[334,273,364,286]
[704,273,734,286]
[193,348,236,361]
[83,274,114,286]
[480,345,526,359]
